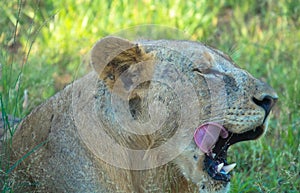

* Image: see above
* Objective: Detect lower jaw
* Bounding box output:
[204,154,231,182]
[204,125,266,182]
[196,174,231,193]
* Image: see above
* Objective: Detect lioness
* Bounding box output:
[9,37,277,192]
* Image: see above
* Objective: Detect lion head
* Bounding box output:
[82,36,278,192]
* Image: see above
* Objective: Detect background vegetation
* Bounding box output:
[0,0,299,192]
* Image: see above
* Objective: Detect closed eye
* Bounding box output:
[192,68,223,76]
[192,68,208,74]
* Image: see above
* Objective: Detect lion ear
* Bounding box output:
[90,36,154,95]
[91,36,134,75]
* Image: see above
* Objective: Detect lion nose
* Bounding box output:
[253,95,277,115]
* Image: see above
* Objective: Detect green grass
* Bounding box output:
[1,0,299,192]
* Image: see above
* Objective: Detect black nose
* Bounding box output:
[253,95,277,115]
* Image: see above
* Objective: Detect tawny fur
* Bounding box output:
[8,37,277,193]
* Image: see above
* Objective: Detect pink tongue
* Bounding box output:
[194,122,229,154]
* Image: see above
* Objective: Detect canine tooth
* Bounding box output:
[212,153,216,158]
[222,163,236,174]
[217,163,224,173]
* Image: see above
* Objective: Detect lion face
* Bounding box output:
[90,37,277,192]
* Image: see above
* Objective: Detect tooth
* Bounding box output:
[217,163,224,173]
[212,153,216,158]
[222,163,236,174]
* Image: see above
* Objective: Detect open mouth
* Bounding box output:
[194,123,265,182]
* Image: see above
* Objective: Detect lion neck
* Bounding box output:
[94,160,196,193]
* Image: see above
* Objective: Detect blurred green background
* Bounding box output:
[0,0,299,192]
